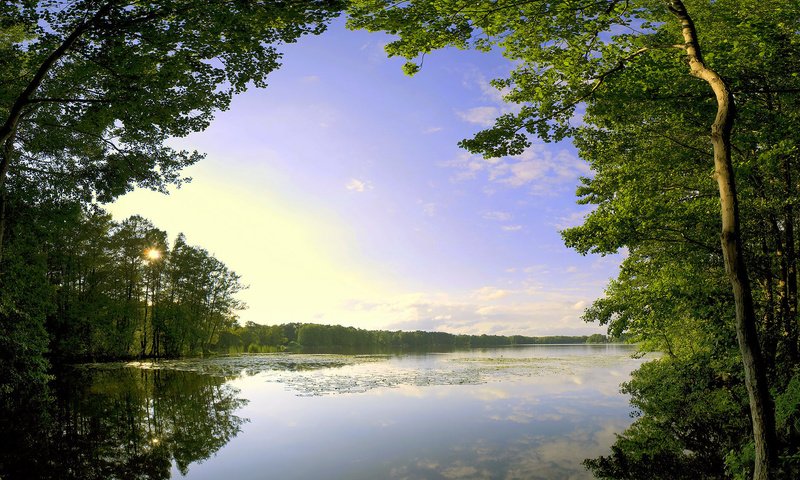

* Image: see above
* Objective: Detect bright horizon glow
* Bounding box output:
[106,22,622,337]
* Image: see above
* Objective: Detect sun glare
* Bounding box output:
[145,248,162,261]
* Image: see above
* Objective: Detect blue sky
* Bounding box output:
[107,20,621,336]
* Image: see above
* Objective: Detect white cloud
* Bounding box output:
[503,158,549,187]
[327,278,609,337]
[420,202,437,217]
[346,178,373,192]
[299,75,320,84]
[553,209,591,230]
[423,126,443,134]
[462,69,513,105]
[481,210,512,221]
[498,148,590,188]
[444,146,591,196]
[476,305,500,316]
[473,286,511,301]
[454,71,520,130]
[456,106,501,127]
[445,69,591,194]
[502,225,523,232]
[440,152,500,183]
[374,292,605,336]
[523,265,549,275]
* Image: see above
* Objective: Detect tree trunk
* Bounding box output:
[667,2,776,478]
[782,155,798,360]
[141,277,149,358]
[759,235,777,372]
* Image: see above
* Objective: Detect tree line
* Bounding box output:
[32,208,244,361]
[0,1,343,408]
[215,321,615,353]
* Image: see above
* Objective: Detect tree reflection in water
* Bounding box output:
[0,367,247,480]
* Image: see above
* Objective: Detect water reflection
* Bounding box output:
[0,368,247,480]
[1,345,646,479]
[175,345,645,480]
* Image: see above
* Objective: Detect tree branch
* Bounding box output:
[0,1,116,181]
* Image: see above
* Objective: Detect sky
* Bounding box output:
[106,19,622,337]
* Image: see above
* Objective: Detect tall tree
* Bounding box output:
[0,0,344,252]
[0,0,343,402]
[347,1,800,477]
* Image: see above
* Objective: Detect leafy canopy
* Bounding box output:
[348,0,800,155]
[1,0,344,203]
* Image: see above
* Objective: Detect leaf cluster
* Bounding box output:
[2,0,344,203]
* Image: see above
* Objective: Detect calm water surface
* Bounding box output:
[11,344,650,479]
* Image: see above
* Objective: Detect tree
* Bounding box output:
[151,233,246,357]
[0,0,343,403]
[0,0,345,253]
[347,1,800,477]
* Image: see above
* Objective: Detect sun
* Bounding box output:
[144,248,162,261]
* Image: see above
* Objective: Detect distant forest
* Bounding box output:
[9,206,613,363]
[218,322,618,354]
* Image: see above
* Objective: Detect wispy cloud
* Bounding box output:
[502,225,523,232]
[443,146,590,195]
[339,278,607,337]
[346,178,373,192]
[419,201,437,217]
[299,75,320,84]
[572,300,587,310]
[553,209,590,230]
[423,126,444,134]
[456,106,501,127]
[359,40,391,64]
[461,69,514,104]
[454,71,519,128]
[476,73,512,104]
[442,153,484,182]
[473,286,511,301]
[482,210,512,221]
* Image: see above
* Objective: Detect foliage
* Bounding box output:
[46,210,247,360]
[0,0,344,404]
[586,353,751,479]
[1,0,344,203]
[347,0,800,477]
[0,201,247,399]
[0,199,55,405]
[214,321,610,353]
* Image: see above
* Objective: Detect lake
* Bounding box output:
[3,344,650,480]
